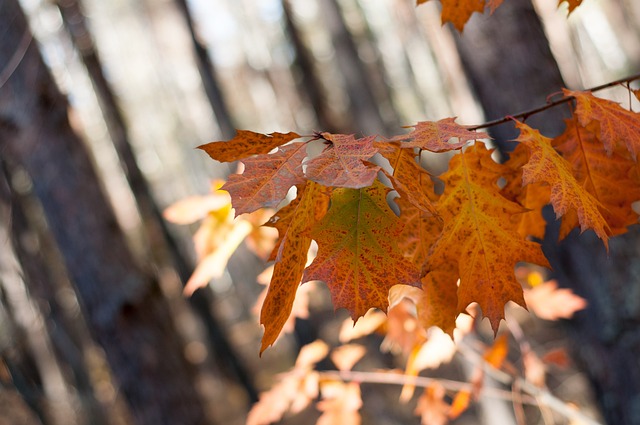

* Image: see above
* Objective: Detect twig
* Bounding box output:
[466,73,640,131]
[316,369,537,404]
[457,340,602,425]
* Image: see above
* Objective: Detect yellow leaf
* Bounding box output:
[426,144,549,333]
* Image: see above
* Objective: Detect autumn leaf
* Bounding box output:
[377,141,439,216]
[426,144,549,333]
[260,181,329,353]
[317,381,362,425]
[415,382,449,425]
[330,344,366,371]
[483,333,509,369]
[524,279,587,320]
[565,89,640,159]
[553,118,640,236]
[514,121,610,247]
[304,133,380,188]
[223,142,307,216]
[303,180,421,320]
[559,0,583,13]
[198,130,300,162]
[501,144,550,240]
[393,117,489,152]
[448,390,471,420]
[438,0,485,32]
[247,340,327,425]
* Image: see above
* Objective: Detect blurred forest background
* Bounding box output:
[1,0,640,424]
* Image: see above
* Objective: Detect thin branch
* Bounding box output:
[316,369,537,404]
[466,73,640,131]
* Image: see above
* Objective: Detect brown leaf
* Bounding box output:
[483,333,509,370]
[304,133,380,188]
[393,118,489,152]
[198,130,300,162]
[448,389,471,420]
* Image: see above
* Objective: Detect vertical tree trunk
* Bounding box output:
[454,1,640,424]
[173,0,236,139]
[0,1,208,424]
[317,0,391,135]
[55,0,258,403]
[454,0,569,152]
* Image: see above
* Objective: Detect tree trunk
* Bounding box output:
[455,1,640,423]
[55,0,258,403]
[0,1,208,424]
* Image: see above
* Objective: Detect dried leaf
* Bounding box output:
[305,133,380,188]
[448,389,471,420]
[317,382,362,425]
[304,180,421,320]
[393,118,489,152]
[565,89,640,159]
[198,130,300,162]
[223,142,307,216]
[514,121,610,248]
[483,333,509,370]
[524,280,587,320]
[330,344,366,372]
[426,144,549,333]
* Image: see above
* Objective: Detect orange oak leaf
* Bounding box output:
[393,118,489,152]
[553,118,640,236]
[514,121,610,247]
[426,144,549,333]
[439,0,485,32]
[419,267,460,336]
[565,89,640,159]
[395,195,442,275]
[304,133,380,188]
[303,180,421,320]
[198,130,300,163]
[501,144,551,239]
[260,182,329,353]
[377,141,439,216]
[223,142,307,216]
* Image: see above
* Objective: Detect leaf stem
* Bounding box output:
[466,73,640,131]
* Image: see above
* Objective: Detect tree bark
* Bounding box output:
[55,0,257,403]
[455,1,640,423]
[0,1,208,424]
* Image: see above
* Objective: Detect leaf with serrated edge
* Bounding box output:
[427,144,549,333]
[304,180,421,320]
[514,121,610,248]
[553,118,640,236]
[260,182,329,353]
[439,0,485,32]
[304,133,380,188]
[378,141,439,216]
[223,142,307,216]
[501,144,550,239]
[198,130,300,162]
[393,117,489,152]
[566,89,640,159]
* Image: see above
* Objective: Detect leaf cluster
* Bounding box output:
[197,88,640,352]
